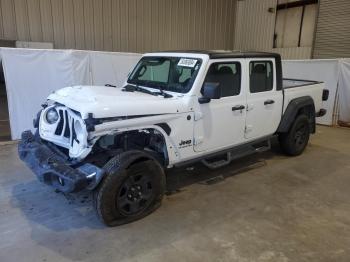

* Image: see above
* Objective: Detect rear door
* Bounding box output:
[194,60,246,152]
[245,59,283,139]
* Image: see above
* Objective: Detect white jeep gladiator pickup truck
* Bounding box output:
[19,50,329,226]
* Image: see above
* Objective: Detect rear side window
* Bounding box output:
[249,61,273,93]
[204,62,241,97]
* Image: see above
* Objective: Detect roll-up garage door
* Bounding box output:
[313,0,350,59]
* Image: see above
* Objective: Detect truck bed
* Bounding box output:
[283,78,322,89]
[282,79,324,114]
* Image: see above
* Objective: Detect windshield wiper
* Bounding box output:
[105,84,117,87]
[122,84,158,96]
[136,81,172,98]
[154,85,172,98]
[125,82,173,98]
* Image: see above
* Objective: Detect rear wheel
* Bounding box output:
[279,114,310,156]
[93,154,165,226]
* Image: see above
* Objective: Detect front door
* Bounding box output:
[194,60,246,152]
[245,59,283,140]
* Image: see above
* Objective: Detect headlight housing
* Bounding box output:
[45,108,59,124]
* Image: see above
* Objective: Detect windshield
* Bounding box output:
[127,56,202,93]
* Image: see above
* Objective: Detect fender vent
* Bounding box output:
[155,123,171,135]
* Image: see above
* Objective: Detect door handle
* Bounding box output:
[264,99,275,105]
[232,105,245,111]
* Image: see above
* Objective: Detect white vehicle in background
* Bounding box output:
[19,50,329,226]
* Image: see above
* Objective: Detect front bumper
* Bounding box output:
[18,130,104,193]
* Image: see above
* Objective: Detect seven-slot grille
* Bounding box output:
[54,108,79,146]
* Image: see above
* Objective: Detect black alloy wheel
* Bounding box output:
[116,172,154,216]
[279,114,310,156]
[93,151,166,226]
[293,121,309,149]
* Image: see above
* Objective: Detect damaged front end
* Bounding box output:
[18,131,104,193]
[39,104,91,160]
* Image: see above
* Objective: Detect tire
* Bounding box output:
[93,152,166,226]
[279,114,310,156]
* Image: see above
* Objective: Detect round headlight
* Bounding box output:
[46,108,59,124]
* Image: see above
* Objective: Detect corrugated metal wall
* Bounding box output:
[273,47,312,60]
[234,0,276,51]
[313,0,350,59]
[234,0,313,59]
[0,0,237,52]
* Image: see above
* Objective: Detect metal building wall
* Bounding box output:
[0,0,237,52]
[233,0,313,59]
[313,0,350,59]
[273,46,312,60]
[234,0,276,51]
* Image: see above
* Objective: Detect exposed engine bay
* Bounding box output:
[85,129,168,168]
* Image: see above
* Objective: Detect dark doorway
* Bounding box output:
[0,39,15,141]
[0,62,11,141]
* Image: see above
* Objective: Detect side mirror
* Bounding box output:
[198,82,221,104]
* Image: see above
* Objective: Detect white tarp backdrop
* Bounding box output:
[283,59,350,125]
[1,49,90,140]
[90,52,141,87]
[1,48,350,139]
[282,59,340,126]
[0,48,141,140]
[339,59,350,122]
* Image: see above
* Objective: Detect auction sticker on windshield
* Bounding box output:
[178,58,198,68]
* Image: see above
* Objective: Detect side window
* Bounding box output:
[138,60,170,83]
[204,62,241,97]
[249,61,274,93]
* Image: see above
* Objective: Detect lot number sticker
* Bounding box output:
[178,58,198,68]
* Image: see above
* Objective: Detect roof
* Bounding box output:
[158,50,281,59]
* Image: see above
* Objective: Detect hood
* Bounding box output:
[47,85,188,119]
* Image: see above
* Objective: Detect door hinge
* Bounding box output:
[245,125,253,133]
[246,104,254,112]
[194,136,204,145]
[194,112,203,121]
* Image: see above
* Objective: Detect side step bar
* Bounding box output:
[201,139,271,170]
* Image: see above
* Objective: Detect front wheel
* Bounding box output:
[279,114,310,156]
[93,153,166,226]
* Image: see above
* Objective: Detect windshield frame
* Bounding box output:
[127,56,203,94]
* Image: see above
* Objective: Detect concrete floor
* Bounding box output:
[1,126,350,262]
